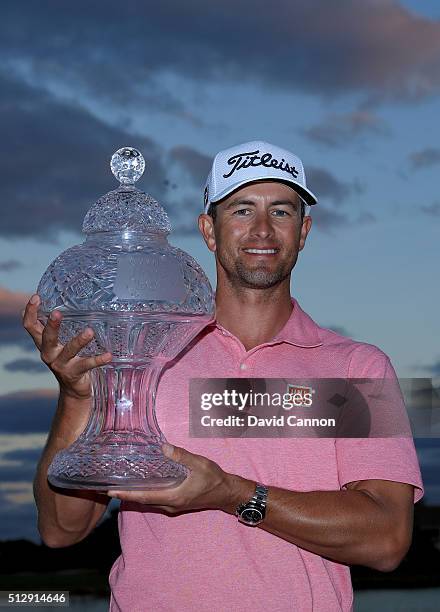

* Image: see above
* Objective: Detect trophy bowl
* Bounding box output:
[36,147,214,490]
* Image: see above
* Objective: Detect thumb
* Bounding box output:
[161,443,199,467]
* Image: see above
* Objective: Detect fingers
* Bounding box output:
[62,351,113,378]
[22,294,45,348]
[107,489,180,506]
[40,309,64,364]
[55,327,95,364]
[54,326,112,372]
[23,293,111,371]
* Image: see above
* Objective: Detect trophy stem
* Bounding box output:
[47,362,188,490]
[88,363,163,443]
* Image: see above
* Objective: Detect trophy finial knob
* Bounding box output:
[111,147,145,186]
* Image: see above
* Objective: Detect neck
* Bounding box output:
[214,275,293,351]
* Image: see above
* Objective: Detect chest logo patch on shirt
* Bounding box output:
[286,384,314,408]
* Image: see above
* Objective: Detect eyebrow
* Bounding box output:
[225,198,299,210]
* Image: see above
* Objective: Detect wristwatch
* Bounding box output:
[235,483,268,526]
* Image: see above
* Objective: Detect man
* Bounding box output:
[25,140,423,611]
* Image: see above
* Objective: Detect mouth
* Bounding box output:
[242,248,279,255]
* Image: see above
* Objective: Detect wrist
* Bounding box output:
[53,391,93,445]
[59,386,92,403]
[221,473,255,515]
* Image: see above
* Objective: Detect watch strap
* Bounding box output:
[252,483,268,509]
[236,482,268,525]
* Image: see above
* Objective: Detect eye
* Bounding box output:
[271,209,291,217]
[233,208,251,216]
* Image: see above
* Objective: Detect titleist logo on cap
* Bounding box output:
[203,140,317,210]
[223,149,299,180]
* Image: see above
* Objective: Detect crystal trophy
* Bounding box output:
[36,147,214,490]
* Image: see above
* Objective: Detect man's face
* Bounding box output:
[199,181,312,289]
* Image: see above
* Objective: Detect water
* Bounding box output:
[354,589,440,611]
[69,598,108,611]
[62,589,440,611]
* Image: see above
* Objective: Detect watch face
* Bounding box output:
[241,508,263,524]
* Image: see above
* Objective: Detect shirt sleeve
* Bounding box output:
[335,344,424,503]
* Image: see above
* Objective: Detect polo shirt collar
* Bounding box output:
[271,298,323,348]
[214,297,323,349]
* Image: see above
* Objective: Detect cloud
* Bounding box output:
[0,433,47,456]
[3,1,440,104]
[0,286,35,351]
[0,488,39,541]
[0,389,58,433]
[414,464,440,504]
[4,1,432,247]
[0,314,35,355]
[0,260,22,272]
[169,146,211,187]
[0,481,34,505]
[307,167,355,203]
[420,202,440,217]
[413,441,440,503]
[0,435,46,527]
[0,72,168,240]
[308,204,376,232]
[171,196,205,235]
[355,212,376,225]
[415,445,440,468]
[0,460,39,483]
[307,205,350,232]
[3,358,47,374]
[0,433,46,487]
[410,147,440,169]
[0,440,41,539]
[0,287,31,316]
[304,111,390,147]
[3,448,44,463]
[417,359,440,376]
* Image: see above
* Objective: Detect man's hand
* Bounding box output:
[107,444,254,515]
[22,293,112,400]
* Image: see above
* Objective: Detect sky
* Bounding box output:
[0,0,439,541]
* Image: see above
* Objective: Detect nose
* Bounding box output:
[249,211,274,239]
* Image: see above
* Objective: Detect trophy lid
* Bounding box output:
[82,147,171,235]
[37,146,214,317]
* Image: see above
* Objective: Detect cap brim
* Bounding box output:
[209,176,318,208]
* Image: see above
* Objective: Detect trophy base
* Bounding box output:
[48,440,188,490]
[48,472,186,491]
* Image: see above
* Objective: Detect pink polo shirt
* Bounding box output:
[109,298,423,612]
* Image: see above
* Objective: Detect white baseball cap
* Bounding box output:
[203,140,317,215]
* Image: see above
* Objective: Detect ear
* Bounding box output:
[299,215,312,251]
[198,214,217,253]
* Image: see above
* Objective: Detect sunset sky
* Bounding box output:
[0,0,439,540]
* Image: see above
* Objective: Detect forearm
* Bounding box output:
[225,476,400,571]
[34,390,109,548]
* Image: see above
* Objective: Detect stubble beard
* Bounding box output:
[233,260,289,288]
[220,251,298,289]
